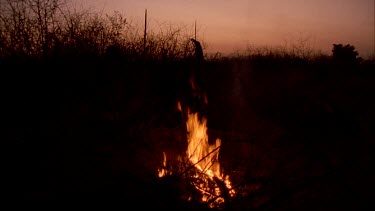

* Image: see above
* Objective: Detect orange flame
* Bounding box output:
[186,111,221,179]
[158,78,235,207]
[158,103,235,206]
[185,109,235,204]
[158,152,168,177]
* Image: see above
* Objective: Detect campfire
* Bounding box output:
[157,80,236,208]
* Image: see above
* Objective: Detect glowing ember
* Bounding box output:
[158,97,235,207]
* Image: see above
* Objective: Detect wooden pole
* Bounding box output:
[194,20,197,40]
[144,9,147,52]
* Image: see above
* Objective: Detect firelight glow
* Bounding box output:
[76,0,374,58]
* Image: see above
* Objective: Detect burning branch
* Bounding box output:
[181,145,221,176]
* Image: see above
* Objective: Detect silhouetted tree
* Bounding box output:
[332,44,360,64]
[0,0,66,58]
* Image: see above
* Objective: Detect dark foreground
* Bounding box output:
[4,58,374,210]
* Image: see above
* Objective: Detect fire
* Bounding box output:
[186,111,221,179]
[158,98,235,207]
[185,110,235,204]
[158,152,168,178]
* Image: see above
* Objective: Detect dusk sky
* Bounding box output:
[78,0,374,57]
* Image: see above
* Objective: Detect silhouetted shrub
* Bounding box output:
[0,0,197,63]
[332,44,360,64]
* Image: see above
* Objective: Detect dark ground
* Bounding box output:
[3,58,375,210]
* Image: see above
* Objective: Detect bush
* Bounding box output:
[332,44,360,64]
[0,0,196,63]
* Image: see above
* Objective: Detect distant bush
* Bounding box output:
[332,44,360,64]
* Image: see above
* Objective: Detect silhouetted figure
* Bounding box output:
[190,38,204,62]
[180,39,206,121]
